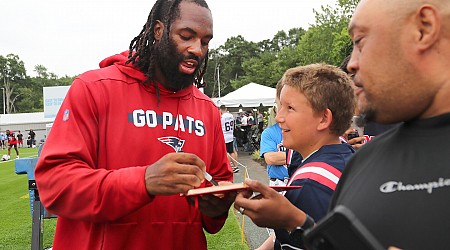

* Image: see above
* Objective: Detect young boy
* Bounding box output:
[271,64,356,249]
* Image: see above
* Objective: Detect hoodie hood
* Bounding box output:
[99,51,194,98]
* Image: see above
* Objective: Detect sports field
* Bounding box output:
[0,147,248,249]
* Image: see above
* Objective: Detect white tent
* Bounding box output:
[212,82,276,107]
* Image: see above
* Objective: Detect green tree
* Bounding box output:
[203,35,259,97]
[0,54,26,114]
[202,0,358,97]
[34,64,49,79]
[14,67,74,113]
[231,27,307,88]
[295,0,359,66]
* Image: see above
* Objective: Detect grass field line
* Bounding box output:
[0,154,38,165]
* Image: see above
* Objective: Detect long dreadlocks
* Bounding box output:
[127,0,209,89]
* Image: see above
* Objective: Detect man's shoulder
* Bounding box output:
[76,65,137,85]
[191,88,218,107]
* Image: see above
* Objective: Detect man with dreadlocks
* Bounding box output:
[35,0,235,249]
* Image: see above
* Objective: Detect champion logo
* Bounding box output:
[380,178,450,194]
[158,136,185,152]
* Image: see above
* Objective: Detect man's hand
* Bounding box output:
[234,179,305,231]
[187,181,237,218]
[192,193,237,218]
[145,152,206,196]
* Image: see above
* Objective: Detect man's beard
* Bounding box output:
[155,35,201,91]
[356,108,376,127]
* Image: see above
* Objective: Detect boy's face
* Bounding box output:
[276,85,322,155]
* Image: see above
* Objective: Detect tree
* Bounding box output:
[0,54,26,114]
[0,54,75,113]
[34,64,49,79]
[294,0,359,66]
[203,35,260,97]
[14,66,74,113]
[202,1,358,97]
[231,27,307,88]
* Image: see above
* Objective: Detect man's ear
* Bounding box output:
[154,20,164,41]
[317,109,333,132]
[414,5,441,51]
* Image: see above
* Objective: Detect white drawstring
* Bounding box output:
[227,152,250,179]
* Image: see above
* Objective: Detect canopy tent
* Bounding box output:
[212,82,276,107]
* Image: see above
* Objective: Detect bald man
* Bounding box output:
[234,1,450,249]
[329,0,450,248]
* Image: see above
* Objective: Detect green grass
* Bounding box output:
[0,147,56,249]
[0,147,248,249]
[205,209,250,250]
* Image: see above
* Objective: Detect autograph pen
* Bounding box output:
[203,171,219,186]
[176,149,219,186]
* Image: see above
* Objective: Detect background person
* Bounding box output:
[28,129,36,148]
[16,130,23,148]
[257,110,264,133]
[260,80,288,187]
[0,132,6,150]
[6,130,19,159]
[35,1,234,249]
[256,80,289,250]
[241,112,253,152]
[220,105,239,173]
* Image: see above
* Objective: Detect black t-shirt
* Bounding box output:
[29,131,36,139]
[330,113,450,250]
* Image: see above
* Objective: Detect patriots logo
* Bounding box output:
[158,136,185,152]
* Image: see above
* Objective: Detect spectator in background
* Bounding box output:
[260,80,289,187]
[240,112,251,151]
[241,112,249,127]
[247,112,255,126]
[257,80,289,250]
[0,132,6,150]
[17,130,23,148]
[26,135,32,148]
[28,129,36,148]
[220,105,239,173]
[234,113,244,147]
[257,110,264,134]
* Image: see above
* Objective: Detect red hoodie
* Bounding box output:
[35,52,233,249]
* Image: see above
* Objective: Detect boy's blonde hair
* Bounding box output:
[281,64,356,136]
